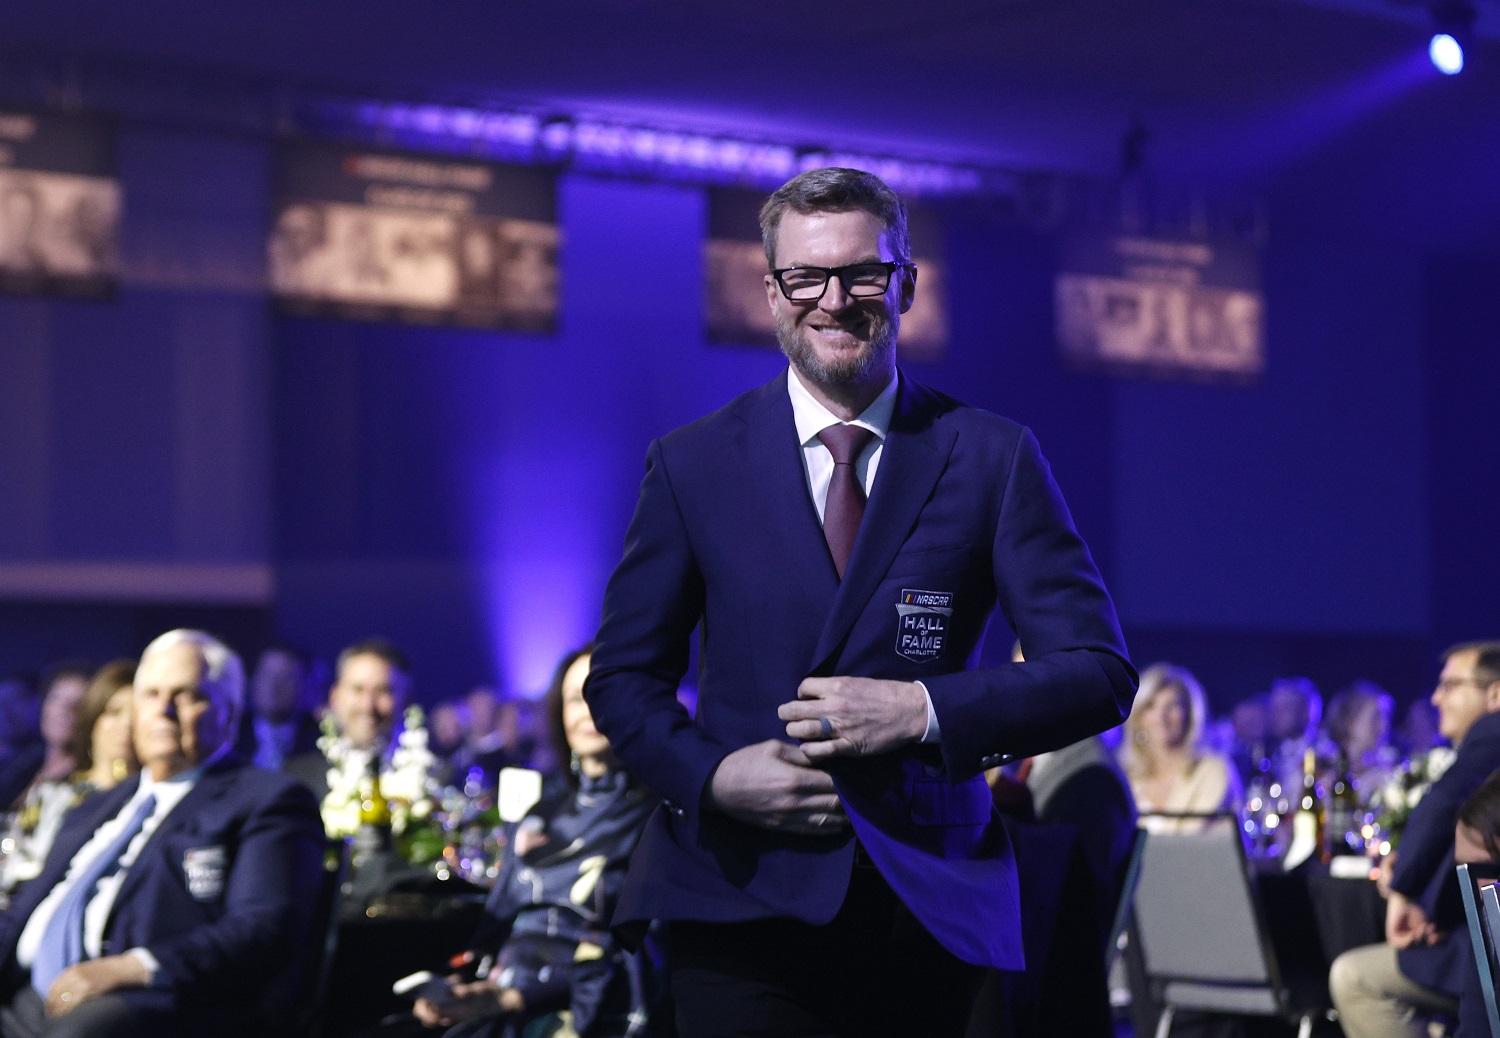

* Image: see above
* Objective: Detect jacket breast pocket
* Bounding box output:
[910,775,993,827]
[885,542,976,581]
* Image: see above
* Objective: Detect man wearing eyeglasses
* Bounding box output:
[1331,641,1500,1038]
[587,167,1135,1036]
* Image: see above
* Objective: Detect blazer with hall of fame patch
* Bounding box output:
[586,368,1136,971]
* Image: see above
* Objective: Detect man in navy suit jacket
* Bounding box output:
[1330,640,1500,1038]
[0,629,325,1038]
[586,167,1136,1037]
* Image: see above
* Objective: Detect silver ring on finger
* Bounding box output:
[818,716,834,740]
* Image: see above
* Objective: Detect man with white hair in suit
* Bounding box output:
[0,629,325,1038]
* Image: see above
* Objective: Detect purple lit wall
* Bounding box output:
[0,119,1492,711]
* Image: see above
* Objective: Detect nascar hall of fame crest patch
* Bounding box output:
[896,589,953,662]
[182,845,226,902]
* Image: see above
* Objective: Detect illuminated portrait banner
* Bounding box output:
[270,141,559,331]
[703,186,947,363]
[0,108,120,299]
[1056,234,1263,381]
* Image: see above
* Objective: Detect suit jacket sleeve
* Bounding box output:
[1392,714,1500,914]
[922,428,1136,779]
[586,439,736,828]
[142,778,325,1001]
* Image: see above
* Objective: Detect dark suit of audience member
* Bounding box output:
[1390,712,1500,993]
[1331,641,1500,1038]
[968,738,1136,1038]
[0,630,324,1038]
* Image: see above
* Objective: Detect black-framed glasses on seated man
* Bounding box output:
[771,261,911,303]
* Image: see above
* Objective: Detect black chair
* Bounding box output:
[289,839,351,1038]
[1130,822,1323,1038]
[1458,861,1500,1038]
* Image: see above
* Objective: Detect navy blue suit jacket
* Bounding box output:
[0,759,325,1028]
[586,371,1135,969]
[1394,711,1500,995]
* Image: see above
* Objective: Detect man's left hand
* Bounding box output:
[45,955,150,1017]
[780,677,927,760]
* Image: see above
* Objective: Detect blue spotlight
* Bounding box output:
[1430,32,1465,74]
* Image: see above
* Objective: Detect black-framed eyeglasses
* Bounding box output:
[771,261,911,302]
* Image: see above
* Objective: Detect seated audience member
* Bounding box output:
[1400,699,1445,758]
[1268,675,1327,788]
[1229,693,1272,785]
[0,629,325,1038]
[4,666,92,811]
[428,701,468,760]
[239,646,320,772]
[1120,663,1241,832]
[1326,681,1398,796]
[286,638,411,802]
[458,687,511,780]
[1452,770,1500,1038]
[1330,641,1500,1038]
[1,661,139,894]
[389,647,656,1038]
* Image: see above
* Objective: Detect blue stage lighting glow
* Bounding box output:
[1430,33,1465,74]
[318,99,1008,198]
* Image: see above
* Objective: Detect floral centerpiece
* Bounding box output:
[1370,746,1457,851]
[318,704,446,865]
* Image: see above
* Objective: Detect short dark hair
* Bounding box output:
[1458,768,1500,861]
[545,644,593,789]
[759,167,910,268]
[1443,641,1500,687]
[335,638,410,681]
[1324,681,1393,752]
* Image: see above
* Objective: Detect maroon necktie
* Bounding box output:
[817,424,876,579]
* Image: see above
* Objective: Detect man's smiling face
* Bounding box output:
[764,208,912,393]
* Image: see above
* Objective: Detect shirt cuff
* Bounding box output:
[126,948,161,985]
[915,681,941,744]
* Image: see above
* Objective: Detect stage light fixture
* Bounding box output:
[1428,0,1476,74]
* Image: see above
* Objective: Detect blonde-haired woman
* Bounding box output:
[1121,663,1241,833]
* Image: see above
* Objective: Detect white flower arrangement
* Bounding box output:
[317,705,439,842]
[1371,747,1455,849]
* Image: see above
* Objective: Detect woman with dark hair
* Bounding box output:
[1,659,140,893]
[402,646,658,1038]
[1452,770,1500,1037]
[1325,681,1397,799]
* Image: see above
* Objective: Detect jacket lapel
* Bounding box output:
[742,371,840,616]
[111,762,234,911]
[809,376,956,673]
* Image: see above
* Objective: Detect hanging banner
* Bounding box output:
[703,187,947,363]
[1055,233,1263,381]
[270,141,559,331]
[0,108,120,299]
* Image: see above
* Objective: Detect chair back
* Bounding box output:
[1131,823,1287,1018]
[1458,861,1500,1038]
[292,839,350,1038]
[1109,827,1146,972]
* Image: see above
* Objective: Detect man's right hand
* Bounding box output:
[708,740,849,835]
[1386,890,1435,949]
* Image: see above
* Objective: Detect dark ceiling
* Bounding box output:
[3,0,1497,250]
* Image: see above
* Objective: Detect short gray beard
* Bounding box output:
[775,309,899,391]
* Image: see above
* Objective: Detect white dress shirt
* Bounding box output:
[17,765,203,976]
[785,367,940,743]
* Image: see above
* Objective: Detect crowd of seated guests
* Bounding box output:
[9,631,1500,1038]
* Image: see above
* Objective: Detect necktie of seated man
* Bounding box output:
[30,792,157,997]
[817,424,876,580]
